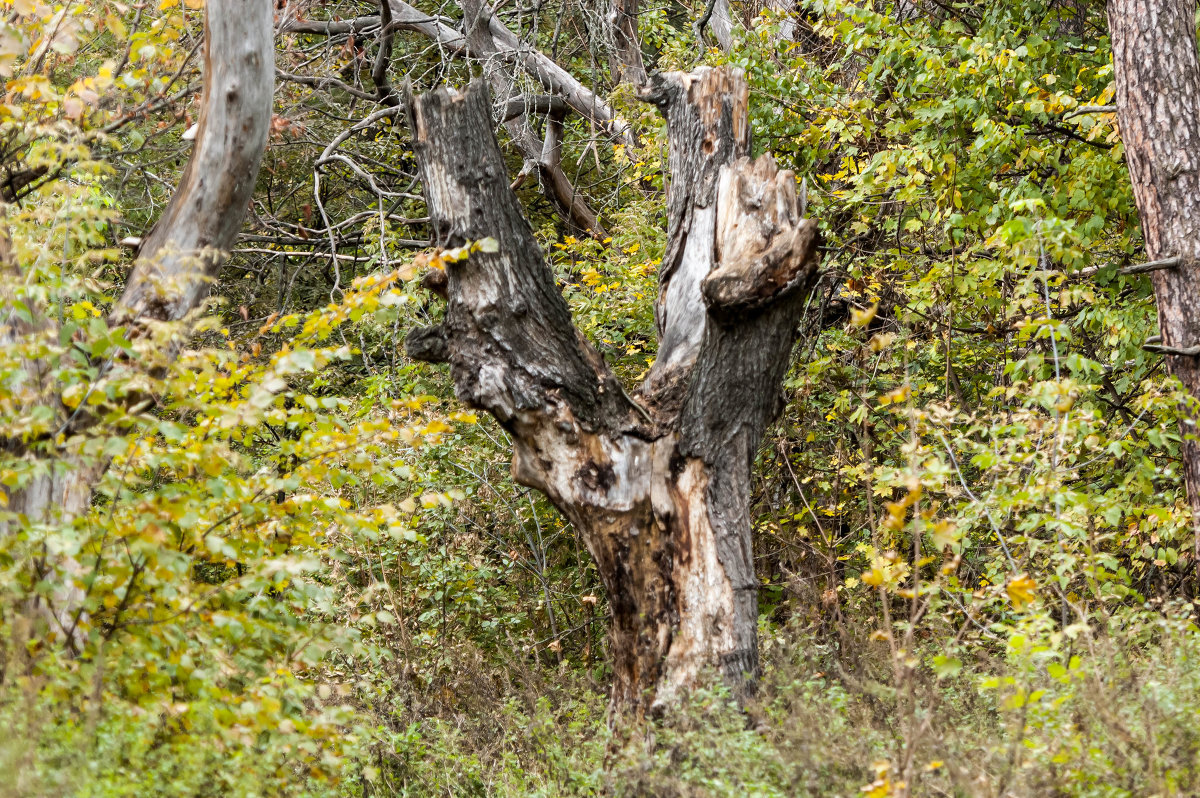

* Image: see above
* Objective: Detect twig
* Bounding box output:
[1074,255,1181,279]
[1062,104,1117,120]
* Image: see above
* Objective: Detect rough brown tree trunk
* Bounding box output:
[1108,0,1200,588]
[405,68,820,713]
[0,0,274,641]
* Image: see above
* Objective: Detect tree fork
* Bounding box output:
[405,68,819,714]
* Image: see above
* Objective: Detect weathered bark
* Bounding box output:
[405,68,820,713]
[116,1,274,324]
[1108,0,1200,587]
[0,0,274,639]
[694,0,735,51]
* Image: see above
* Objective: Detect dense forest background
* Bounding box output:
[3,0,1200,795]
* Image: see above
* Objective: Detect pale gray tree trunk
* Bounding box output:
[0,0,275,642]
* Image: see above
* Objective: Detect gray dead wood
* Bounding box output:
[0,0,274,643]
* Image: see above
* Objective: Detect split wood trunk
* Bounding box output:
[1109,0,1200,586]
[405,68,820,713]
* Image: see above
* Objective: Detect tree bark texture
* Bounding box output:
[0,0,274,640]
[1108,0,1200,584]
[405,68,820,713]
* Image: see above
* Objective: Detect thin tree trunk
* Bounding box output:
[0,0,275,641]
[608,0,648,85]
[405,68,820,714]
[1108,0,1200,590]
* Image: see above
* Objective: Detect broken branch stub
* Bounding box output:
[406,68,820,716]
[638,67,750,416]
[706,155,820,319]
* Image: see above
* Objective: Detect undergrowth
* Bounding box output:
[341,604,1200,797]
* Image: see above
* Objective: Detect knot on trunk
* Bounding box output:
[405,323,450,362]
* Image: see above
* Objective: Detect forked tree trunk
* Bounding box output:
[0,0,274,641]
[1108,0,1200,588]
[405,68,820,712]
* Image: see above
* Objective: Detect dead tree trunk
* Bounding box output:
[1108,0,1200,588]
[607,0,648,86]
[405,68,820,713]
[0,0,274,641]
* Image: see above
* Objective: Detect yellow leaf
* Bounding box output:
[62,383,85,409]
[860,761,898,798]
[0,29,23,78]
[104,13,127,38]
[878,384,910,407]
[850,303,878,328]
[861,567,885,587]
[929,520,960,551]
[1006,573,1037,610]
[868,332,895,352]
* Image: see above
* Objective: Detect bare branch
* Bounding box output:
[1062,104,1117,119]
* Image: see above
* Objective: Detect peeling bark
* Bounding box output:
[405,68,820,714]
[1,0,274,640]
[1109,0,1200,588]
